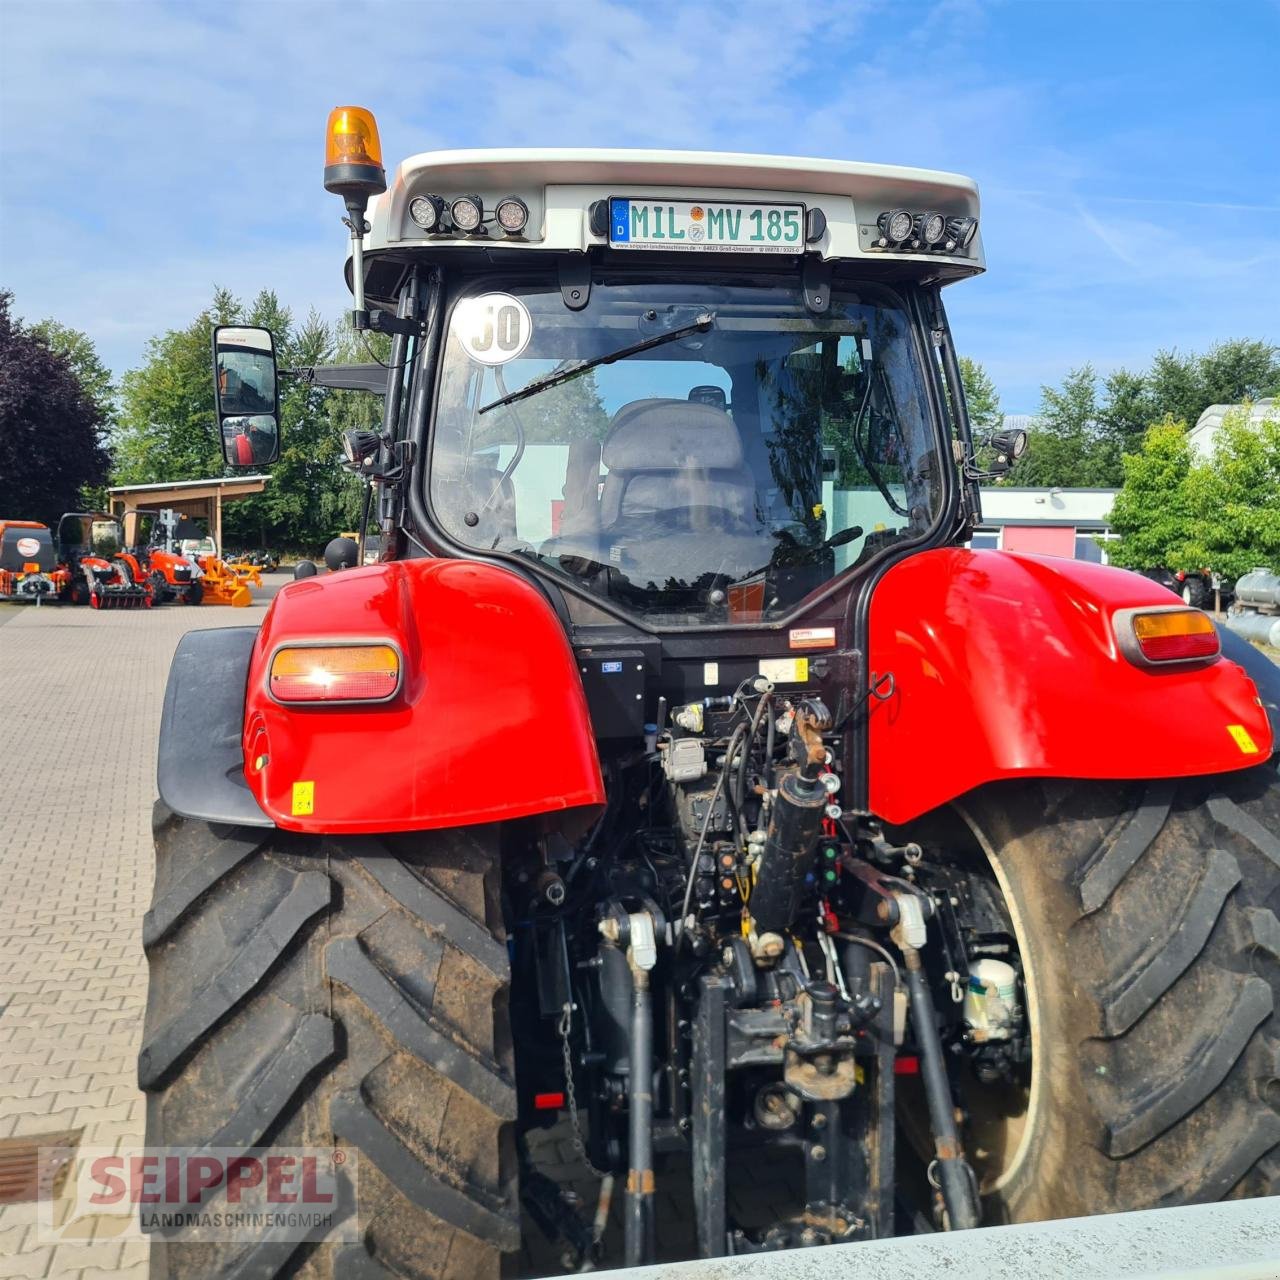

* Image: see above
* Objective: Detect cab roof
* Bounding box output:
[362,147,984,276]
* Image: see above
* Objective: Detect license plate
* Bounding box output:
[609,198,805,253]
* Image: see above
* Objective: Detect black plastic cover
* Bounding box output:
[156,627,273,827]
[0,526,54,572]
[577,648,646,739]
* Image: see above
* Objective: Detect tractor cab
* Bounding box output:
[57,512,123,562]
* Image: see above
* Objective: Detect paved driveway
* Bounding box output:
[0,589,282,1279]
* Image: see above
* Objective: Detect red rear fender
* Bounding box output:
[868,549,1274,824]
[243,559,604,833]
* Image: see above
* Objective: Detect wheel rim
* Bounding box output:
[948,813,1042,1195]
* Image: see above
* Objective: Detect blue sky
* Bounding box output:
[1,0,1277,414]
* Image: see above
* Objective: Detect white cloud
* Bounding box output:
[1,0,1274,416]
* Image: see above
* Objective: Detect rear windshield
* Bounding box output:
[429,276,944,626]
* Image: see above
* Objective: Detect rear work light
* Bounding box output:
[269,643,401,703]
[1114,607,1220,668]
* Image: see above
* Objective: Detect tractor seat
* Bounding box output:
[599,397,755,527]
[543,398,769,584]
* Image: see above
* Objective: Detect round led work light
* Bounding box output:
[945,215,978,251]
[409,194,445,231]
[495,196,529,235]
[878,210,913,245]
[919,212,946,246]
[450,195,484,233]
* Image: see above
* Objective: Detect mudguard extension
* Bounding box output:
[157,627,273,827]
[868,549,1275,825]
[240,558,605,834]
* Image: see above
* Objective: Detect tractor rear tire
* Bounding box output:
[959,759,1280,1223]
[138,804,519,1278]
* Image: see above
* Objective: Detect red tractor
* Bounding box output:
[140,108,1280,1277]
[55,512,151,608]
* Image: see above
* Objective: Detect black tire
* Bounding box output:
[1181,577,1209,609]
[149,570,172,604]
[183,581,203,606]
[958,760,1280,1222]
[138,804,519,1277]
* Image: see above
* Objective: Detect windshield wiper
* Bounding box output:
[478,312,715,415]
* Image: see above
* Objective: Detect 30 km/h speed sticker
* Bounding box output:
[455,293,532,365]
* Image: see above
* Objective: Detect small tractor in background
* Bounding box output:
[0,520,67,604]
[142,509,256,606]
[121,509,206,605]
[56,513,151,608]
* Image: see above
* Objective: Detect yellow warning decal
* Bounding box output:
[1227,724,1259,755]
[759,657,809,684]
[292,781,315,815]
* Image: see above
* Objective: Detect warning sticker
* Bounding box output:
[455,293,532,365]
[291,781,315,816]
[759,657,809,684]
[1226,724,1260,755]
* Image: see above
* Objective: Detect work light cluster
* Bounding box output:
[408,193,529,238]
[874,209,977,253]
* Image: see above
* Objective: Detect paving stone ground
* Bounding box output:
[0,585,784,1279]
[0,591,281,1279]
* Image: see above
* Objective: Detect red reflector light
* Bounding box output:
[269,644,400,702]
[533,1092,565,1111]
[1131,610,1219,664]
[894,1055,920,1075]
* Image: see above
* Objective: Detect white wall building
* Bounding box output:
[972,486,1119,562]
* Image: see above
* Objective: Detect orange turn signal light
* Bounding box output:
[1120,608,1220,665]
[269,643,400,703]
[325,106,383,170]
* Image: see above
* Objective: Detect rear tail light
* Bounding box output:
[269,643,400,703]
[1115,607,1220,667]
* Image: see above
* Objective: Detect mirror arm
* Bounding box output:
[364,311,427,339]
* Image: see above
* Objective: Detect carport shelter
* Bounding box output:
[108,476,270,551]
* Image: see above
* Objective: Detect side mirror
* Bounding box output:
[213,326,280,467]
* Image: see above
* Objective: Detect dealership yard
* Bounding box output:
[0,597,281,1278]
[0,585,706,1278]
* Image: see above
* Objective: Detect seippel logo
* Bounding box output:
[36,1146,360,1245]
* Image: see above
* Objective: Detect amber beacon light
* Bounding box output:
[324,106,388,327]
[324,106,385,197]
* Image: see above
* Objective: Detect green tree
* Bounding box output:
[1105,416,1195,571]
[1007,365,1111,486]
[1147,340,1279,429]
[113,287,238,484]
[114,289,377,553]
[958,356,1001,432]
[1097,368,1153,462]
[1179,404,1280,580]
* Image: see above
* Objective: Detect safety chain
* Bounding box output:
[559,1002,609,1179]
